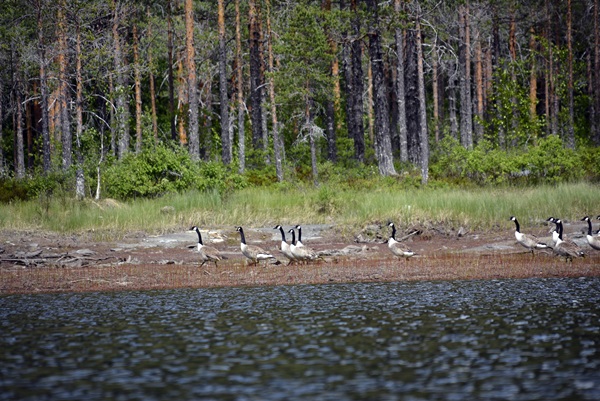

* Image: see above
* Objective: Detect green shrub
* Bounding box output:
[102,144,200,199]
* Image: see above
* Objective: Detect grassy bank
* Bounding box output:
[0,182,598,240]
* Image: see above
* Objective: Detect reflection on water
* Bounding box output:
[1,277,599,400]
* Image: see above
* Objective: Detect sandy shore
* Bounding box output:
[1,224,599,294]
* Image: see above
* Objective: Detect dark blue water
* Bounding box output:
[1,277,599,400]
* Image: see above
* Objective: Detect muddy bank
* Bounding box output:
[1,223,599,294]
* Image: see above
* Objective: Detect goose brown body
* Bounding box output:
[510,216,547,254]
[387,222,415,259]
[190,226,227,267]
[236,226,275,265]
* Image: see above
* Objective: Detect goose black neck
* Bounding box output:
[277,226,287,242]
[238,228,247,244]
[557,221,564,240]
[512,219,520,233]
[195,227,204,245]
[390,224,397,239]
[585,218,593,236]
[296,226,302,243]
[289,230,296,245]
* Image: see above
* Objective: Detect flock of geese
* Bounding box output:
[189,215,600,267]
[189,222,415,267]
[510,215,600,261]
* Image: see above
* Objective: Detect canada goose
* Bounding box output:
[190,226,227,267]
[387,222,415,259]
[553,219,585,261]
[235,226,275,265]
[509,216,548,254]
[294,225,305,247]
[581,216,600,251]
[546,217,560,244]
[274,225,296,264]
[288,228,319,262]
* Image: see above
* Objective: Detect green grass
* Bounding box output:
[0,182,598,239]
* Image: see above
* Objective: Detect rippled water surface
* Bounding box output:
[1,277,600,400]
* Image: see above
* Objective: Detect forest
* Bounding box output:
[1,0,600,201]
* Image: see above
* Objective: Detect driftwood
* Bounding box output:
[0,251,116,267]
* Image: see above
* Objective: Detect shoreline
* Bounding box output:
[2,226,599,294]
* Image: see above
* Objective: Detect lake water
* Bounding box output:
[1,277,599,400]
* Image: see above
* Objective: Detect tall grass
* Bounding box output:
[0,182,598,238]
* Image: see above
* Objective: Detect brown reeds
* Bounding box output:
[2,251,599,295]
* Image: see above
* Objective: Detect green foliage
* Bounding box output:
[430,135,586,185]
[102,144,198,199]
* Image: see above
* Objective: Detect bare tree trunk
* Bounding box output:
[249,0,264,150]
[265,0,283,181]
[177,56,187,146]
[322,0,337,163]
[133,23,143,153]
[395,0,408,162]
[167,0,177,141]
[366,0,397,176]
[0,79,3,174]
[474,27,484,142]
[492,5,505,147]
[185,0,199,159]
[15,81,25,179]
[448,68,458,139]
[58,0,71,169]
[594,0,600,144]
[74,18,85,200]
[112,0,130,159]
[349,0,365,162]
[36,0,51,173]
[235,0,246,173]
[458,2,473,149]
[566,0,575,149]
[529,27,538,126]
[305,92,318,186]
[218,0,231,164]
[416,11,428,185]
[432,37,440,143]
[147,6,158,144]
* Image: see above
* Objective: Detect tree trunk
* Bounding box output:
[37,0,51,173]
[474,27,484,143]
[448,65,458,139]
[366,0,397,176]
[15,81,25,179]
[458,2,473,149]
[185,0,200,159]
[248,0,264,150]
[416,12,428,185]
[74,18,85,200]
[323,0,337,163]
[492,5,504,147]
[405,28,421,164]
[235,0,246,173]
[594,0,600,144]
[265,0,283,181]
[147,6,158,144]
[0,79,3,174]
[57,0,71,170]
[218,0,231,164]
[566,0,575,149]
[133,23,143,153]
[177,55,187,146]
[112,0,130,159]
[529,27,538,126]
[305,93,318,186]
[394,0,408,162]
[167,0,177,141]
[350,0,365,162]
[432,37,440,143]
